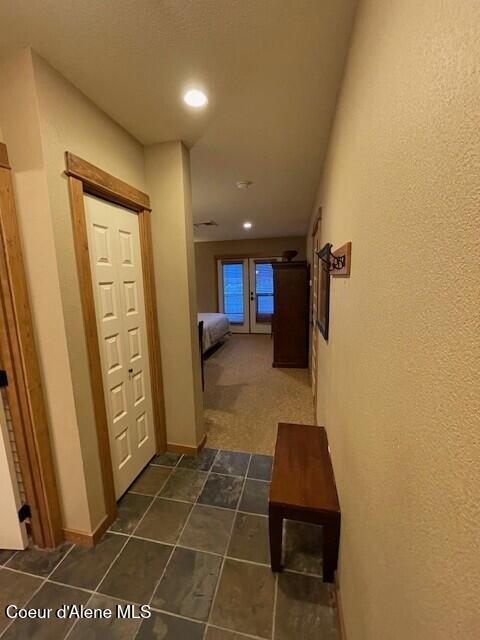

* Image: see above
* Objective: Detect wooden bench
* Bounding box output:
[269,423,341,583]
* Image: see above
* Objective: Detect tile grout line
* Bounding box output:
[0,566,274,640]
[123,492,269,518]
[7,450,208,640]
[0,543,76,639]
[66,456,188,640]
[66,463,178,640]
[2,548,324,582]
[132,550,174,639]
[143,451,322,627]
[133,447,222,638]
[99,465,174,582]
[147,464,271,483]
[3,451,333,639]
[203,451,253,640]
[271,573,279,640]
[0,450,279,639]
[207,622,269,640]
[64,589,154,639]
[200,447,236,640]
[65,489,160,638]
[1,551,17,566]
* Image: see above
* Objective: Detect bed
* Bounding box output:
[198,312,230,353]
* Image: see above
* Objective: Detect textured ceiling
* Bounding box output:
[0,0,357,240]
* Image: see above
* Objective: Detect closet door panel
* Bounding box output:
[85,195,155,498]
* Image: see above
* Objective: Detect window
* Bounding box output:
[222,262,244,323]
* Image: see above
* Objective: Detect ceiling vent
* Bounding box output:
[236,180,253,190]
[194,220,219,228]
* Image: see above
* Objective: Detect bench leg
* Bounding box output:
[269,504,283,572]
[322,518,340,583]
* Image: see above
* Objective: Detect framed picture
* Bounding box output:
[316,252,330,340]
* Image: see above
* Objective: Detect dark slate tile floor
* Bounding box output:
[0,448,339,640]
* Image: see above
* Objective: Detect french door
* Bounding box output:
[217,257,281,334]
[85,194,156,498]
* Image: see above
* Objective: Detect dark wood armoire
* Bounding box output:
[272,261,309,368]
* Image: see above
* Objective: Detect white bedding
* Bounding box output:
[198,313,230,352]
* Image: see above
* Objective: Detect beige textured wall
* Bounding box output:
[0,49,151,533]
[31,51,148,530]
[0,50,91,530]
[195,236,306,311]
[0,49,206,531]
[0,49,91,531]
[145,142,204,448]
[308,1,480,638]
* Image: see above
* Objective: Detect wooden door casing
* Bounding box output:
[310,211,322,406]
[66,152,166,539]
[0,143,62,548]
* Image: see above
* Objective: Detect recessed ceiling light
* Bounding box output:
[243,222,252,229]
[183,89,208,108]
[236,180,253,190]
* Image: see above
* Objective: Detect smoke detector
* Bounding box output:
[193,220,218,228]
[236,180,253,190]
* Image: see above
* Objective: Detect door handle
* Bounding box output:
[250,292,254,301]
[128,368,133,380]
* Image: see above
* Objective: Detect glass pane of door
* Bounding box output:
[217,259,249,333]
[255,262,274,322]
[223,262,245,324]
[249,258,281,334]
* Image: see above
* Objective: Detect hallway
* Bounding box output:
[204,335,314,454]
[0,2,478,638]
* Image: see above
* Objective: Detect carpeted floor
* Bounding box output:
[204,334,315,454]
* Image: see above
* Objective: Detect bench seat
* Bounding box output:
[269,423,341,582]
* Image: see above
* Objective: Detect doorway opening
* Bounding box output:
[0,142,62,550]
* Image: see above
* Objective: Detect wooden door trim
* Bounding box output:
[311,208,322,406]
[65,152,151,212]
[0,143,63,548]
[66,153,166,529]
[0,145,10,169]
[138,210,166,452]
[67,175,117,524]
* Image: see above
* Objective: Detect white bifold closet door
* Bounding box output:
[85,194,156,499]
